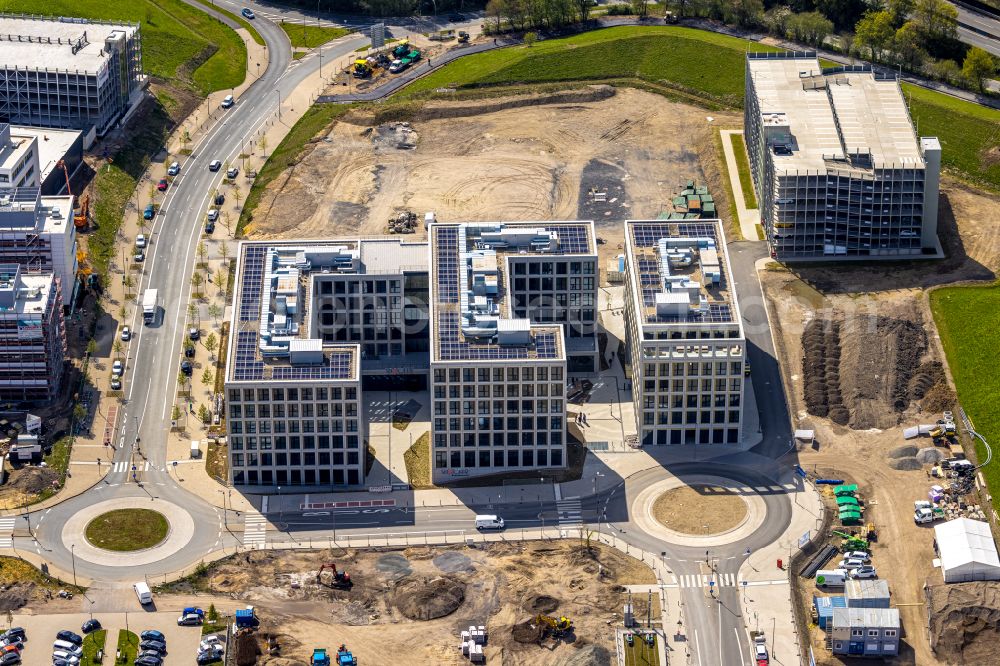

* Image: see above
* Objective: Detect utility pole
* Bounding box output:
[70,544,78,587]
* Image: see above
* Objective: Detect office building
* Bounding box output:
[0,264,65,402]
[428,221,597,482]
[0,14,144,139]
[0,123,83,195]
[623,220,746,446]
[830,608,900,657]
[745,51,940,260]
[0,187,77,300]
[225,238,433,488]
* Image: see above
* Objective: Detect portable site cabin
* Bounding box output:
[814,595,846,630]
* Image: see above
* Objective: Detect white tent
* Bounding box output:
[934,518,1000,583]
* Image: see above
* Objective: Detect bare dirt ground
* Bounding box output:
[161,540,655,665]
[762,179,1000,666]
[652,485,747,534]
[245,86,738,270]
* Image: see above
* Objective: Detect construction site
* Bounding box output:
[242,86,735,263]
[159,540,656,665]
[760,179,1000,665]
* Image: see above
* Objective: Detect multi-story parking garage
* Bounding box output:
[745,51,941,260]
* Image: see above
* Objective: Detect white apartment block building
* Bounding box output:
[226,241,364,488]
[0,187,77,303]
[0,264,64,403]
[428,221,597,482]
[0,123,83,195]
[623,220,746,446]
[745,52,941,261]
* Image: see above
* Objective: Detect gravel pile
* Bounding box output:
[917,447,945,465]
[889,445,919,459]
[889,457,923,471]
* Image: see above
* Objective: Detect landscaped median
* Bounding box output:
[279,21,350,48]
[80,630,107,666]
[929,282,1000,513]
[85,509,169,551]
[116,630,139,666]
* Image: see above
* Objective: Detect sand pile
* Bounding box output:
[889,457,923,471]
[917,448,945,464]
[928,582,1000,664]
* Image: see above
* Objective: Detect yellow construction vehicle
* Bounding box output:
[535,614,573,636]
[353,59,372,78]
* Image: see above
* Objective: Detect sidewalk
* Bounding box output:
[737,468,825,666]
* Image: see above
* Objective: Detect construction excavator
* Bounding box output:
[534,614,573,638]
[316,562,352,589]
[55,159,90,230]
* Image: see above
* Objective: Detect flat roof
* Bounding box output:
[0,124,34,172]
[832,607,900,629]
[11,125,81,187]
[934,518,1000,572]
[624,220,742,329]
[747,53,924,172]
[0,15,137,74]
[429,221,596,364]
[0,267,55,316]
[0,188,73,233]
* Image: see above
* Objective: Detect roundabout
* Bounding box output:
[651,483,748,535]
[61,497,195,567]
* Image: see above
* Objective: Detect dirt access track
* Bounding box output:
[245,86,737,262]
[160,540,655,665]
[761,179,1000,665]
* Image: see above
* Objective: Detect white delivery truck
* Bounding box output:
[815,569,848,588]
[142,288,158,325]
[133,581,153,605]
[475,515,504,530]
[190,440,201,458]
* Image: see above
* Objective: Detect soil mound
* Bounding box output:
[917,447,945,464]
[9,466,58,494]
[889,457,923,471]
[928,582,1000,664]
[0,582,33,612]
[376,553,412,578]
[393,575,465,620]
[526,594,560,614]
[889,445,919,459]
[552,644,612,666]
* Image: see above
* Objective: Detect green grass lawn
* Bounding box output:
[192,0,264,45]
[930,282,1000,512]
[729,132,758,209]
[80,630,107,666]
[0,0,247,94]
[903,84,1000,192]
[117,631,139,666]
[238,103,351,236]
[623,633,660,665]
[85,509,169,551]
[400,26,781,105]
[280,22,349,48]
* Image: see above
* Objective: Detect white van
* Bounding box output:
[475,515,504,531]
[134,581,153,605]
[191,439,202,458]
[815,569,848,588]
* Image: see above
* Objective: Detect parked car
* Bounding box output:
[110,377,122,391]
[226,166,239,179]
[242,8,255,19]
[156,179,168,192]
[214,192,225,206]
[138,650,164,660]
[4,630,25,643]
[52,658,75,666]
[1,645,19,655]
[143,203,155,220]
[180,361,193,376]
[843,551,871,562]
[199,637,222,651]
[52,641,82,656]
[221,95,234,109]
[134,250,145,263]
[0,652,20,665]
[836,558,865,571]
[139,631,164,643]
[204,219,215,234]
[120,326,131,341]
[139,640,166,654]
[133,657,161,666]
[196,654,220,665]
[206,209,219,222]
[184,345,196,358]
[167,162,180,176]
[177,612,203,626]
[850,565,878,579]
[753,638,768,664]
[80,616,103,634]
[388,59,407,73]
[135,234,147,249]
[208,160,222,172]
[189,328,200,341]
[112,360,124,375]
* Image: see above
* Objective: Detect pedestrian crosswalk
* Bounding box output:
[556,497,582,528]
[0,517,14,548]
[243,512,267,548]
[671,572,738,588]
[110,461,151,473]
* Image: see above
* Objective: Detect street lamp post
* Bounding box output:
[219,489,227,529]
[70,544,78,587]
[276,90,281,120]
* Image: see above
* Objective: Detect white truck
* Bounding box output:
[142,288,159,325]
[914,500,943,524]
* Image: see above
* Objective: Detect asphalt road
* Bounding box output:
[953,1,1000,56]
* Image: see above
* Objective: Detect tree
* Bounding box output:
[962,47,996,91]
[219,240,229,262]
[208,604,219,622]
[205,333,218,360]
[119,305,128,321]
[222,211,233,235]
[112,339,123,358]
[86,339,98,357]
[855,10,895,62]
[787,11,834,46]
[181,129,191,151]
[202,367,214,387]
[73,403,88,426]
[198,404,211,424]
[815,0,869,32]
[197,241,208,267]
[764,6,792,36]
[123,274,135,297]
[148,182,157,203]
[184,339,196,357]
[208,303,223,325]
[524,31,538,47]
[630,0,649,20]
[187,302,198,325]
[214,268,226,294]
[258,134,268,157]
[887,0,914,27]
[575,0,591,22]
[191,272,204,296]
[927,57,962,84]
[177,370,188,388]
[727,0,764,28]
[893,21,928,70]
[171,404,181,424]
[913,0,957,44]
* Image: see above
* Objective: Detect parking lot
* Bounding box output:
[10,612,212,666]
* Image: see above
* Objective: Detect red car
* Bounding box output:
[157,178,168,191]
